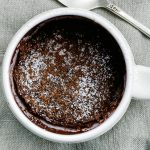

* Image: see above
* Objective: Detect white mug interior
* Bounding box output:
[2,8,134,143]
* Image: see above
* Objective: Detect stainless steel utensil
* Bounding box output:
[58,0,150,38]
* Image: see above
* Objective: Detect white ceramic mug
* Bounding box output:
[2,8,150,143]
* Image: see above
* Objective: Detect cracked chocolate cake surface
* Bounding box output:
[11,16,126,134]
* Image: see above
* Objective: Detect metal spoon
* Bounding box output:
[57,0,150,38]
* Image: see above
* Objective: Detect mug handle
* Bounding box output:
[133,65,150,99]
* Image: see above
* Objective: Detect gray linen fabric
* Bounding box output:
[0,0,150,149]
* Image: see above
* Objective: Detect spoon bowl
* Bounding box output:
[58,0,109,10]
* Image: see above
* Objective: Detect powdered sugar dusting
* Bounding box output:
[13,21,124,129]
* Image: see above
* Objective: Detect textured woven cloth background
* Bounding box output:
[0,0,150,149]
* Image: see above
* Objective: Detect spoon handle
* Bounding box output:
[106,3,150,38]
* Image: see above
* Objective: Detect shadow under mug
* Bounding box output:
[2,8,150,143]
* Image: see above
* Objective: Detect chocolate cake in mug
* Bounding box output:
[11,16,126,134]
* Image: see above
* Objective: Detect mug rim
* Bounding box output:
[2,8,134,143]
